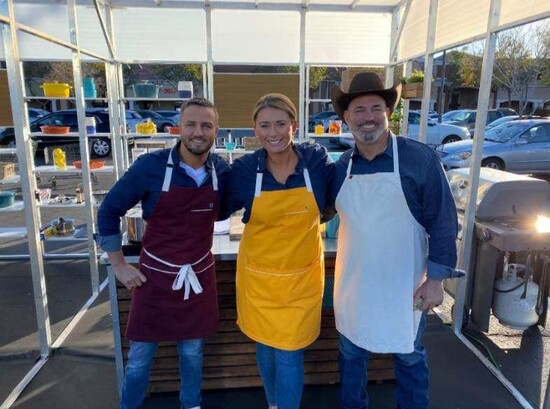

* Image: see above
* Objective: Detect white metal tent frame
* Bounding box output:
[0,1,549,408]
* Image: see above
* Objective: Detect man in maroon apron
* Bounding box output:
[98,98,229,409]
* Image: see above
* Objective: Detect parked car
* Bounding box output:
[408,111,470,145]
[437,119,550,174]
[154,110,180,119]
[485,115,545,130]
[441,110,466,122]
[133,109,177,132]
[496,107,518,116]
[28,108,50,121]
[338,111,469,148]
[443,109,517,137]
[0,108,144,157]
[308,110,336,132]
[427,111,439,120]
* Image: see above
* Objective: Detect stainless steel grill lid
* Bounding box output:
[447,168,550,220]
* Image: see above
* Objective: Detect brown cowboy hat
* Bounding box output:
[331,72,401,122]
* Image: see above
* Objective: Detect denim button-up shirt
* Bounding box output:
[329,136,463,281]
[226,142,334,222]
[97,142,230,252]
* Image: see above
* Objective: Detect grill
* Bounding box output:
[445,167,550,331]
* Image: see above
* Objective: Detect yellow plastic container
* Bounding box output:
[314,124,324,135]
[136,119,157,135]
[41,82,72,98]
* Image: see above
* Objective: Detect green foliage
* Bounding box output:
[255,66,329,89]
[150,64,202,89]
[405,69,425,83]
[309,67,328,89]
[389,98,403,123]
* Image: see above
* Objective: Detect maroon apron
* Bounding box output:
[126,149,220,342]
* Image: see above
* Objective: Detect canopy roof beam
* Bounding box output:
[0,15,111,62]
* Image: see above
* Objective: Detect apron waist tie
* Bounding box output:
[143,248,212,301]
[172,264,202,300]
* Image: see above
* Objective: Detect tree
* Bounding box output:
[150,64,203,92]
[22,61,106,97]
[255,66,331,90]
[493,23,550,115]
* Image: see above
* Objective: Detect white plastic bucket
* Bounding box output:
[85,117,96,134]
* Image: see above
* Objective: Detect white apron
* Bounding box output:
[334,135,427,353]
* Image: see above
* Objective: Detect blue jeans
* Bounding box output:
[338,312,429,409]
[256,343,305,409]
[121,339,204,409]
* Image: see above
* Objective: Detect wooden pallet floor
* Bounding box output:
[116,258,395,393]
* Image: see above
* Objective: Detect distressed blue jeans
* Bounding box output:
[120,339,204,409]
[256,342,305,409]
[338,312,429,409]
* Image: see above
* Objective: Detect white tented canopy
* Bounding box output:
[1,0,547,64]
[1,2,550,409]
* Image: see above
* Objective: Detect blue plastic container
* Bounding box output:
[83,77,97,99]
[132,83,160,98]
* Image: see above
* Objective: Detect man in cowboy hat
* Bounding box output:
[329,72,463,409]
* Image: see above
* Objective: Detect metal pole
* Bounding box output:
[389,0,412,64]
[202,63,207,99]
[0,0,52,357]
[105,63,122,177]
[91,0,115,60]
[304,65,310,138]
[103,5,126,178]
[418,0,438,144]
[66,0,100,294]
[437,50,446,122]
[452,0,501,336]
[116,63,130,170]
[384,3,399,89]
[0,15,109,62]
[108,266,125,398]
[205,6,214,102]
[401,61,412,137]
[298,8,306,142]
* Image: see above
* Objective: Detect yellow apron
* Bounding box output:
[237,167,324,350]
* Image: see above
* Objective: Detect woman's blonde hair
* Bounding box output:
[252,93,298,123]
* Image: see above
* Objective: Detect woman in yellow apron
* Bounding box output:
[227,94,333,409]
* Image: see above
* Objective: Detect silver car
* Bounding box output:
[437,119,550,174]
[338,111,469,149]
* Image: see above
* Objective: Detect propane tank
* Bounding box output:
[492,257,539,330]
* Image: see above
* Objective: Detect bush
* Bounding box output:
[406,69,425,83]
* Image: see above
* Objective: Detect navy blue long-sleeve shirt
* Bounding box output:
[226,142,334,222]
[98,142,229,252]
[330,136,463,280]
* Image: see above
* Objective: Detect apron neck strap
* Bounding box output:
[391,135,400,175]
[303,168,313,192]
[255,163,263,197]
[211,160,219,191]
[162,149,218,192]
[254,157,312,196]
[346,134,400,177]
[162,149,176,192]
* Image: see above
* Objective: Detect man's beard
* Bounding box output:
[182,138,213,156]
[351,117,388,145]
